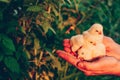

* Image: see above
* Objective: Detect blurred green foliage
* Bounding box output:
[0,0,120,80]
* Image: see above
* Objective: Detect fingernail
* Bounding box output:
[76,61,84,68]
[63,39,70,43]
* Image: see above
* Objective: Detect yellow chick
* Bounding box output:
[83,23,104,43]
[70,34,84,52]
[77,44,94,61]
[77,42,106,61]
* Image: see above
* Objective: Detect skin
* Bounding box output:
[56,36,120,76]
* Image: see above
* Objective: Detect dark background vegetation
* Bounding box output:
[0,0,120,80]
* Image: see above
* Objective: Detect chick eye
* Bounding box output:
[96,30,99,32]
[90,41,93,43]
[81,52,84,55]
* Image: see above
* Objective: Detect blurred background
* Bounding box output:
[0,0,120,80]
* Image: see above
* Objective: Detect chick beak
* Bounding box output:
[99,32,102,35]
[93,43,96,46]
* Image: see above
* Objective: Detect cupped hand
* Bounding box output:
[103,36,120,60]
[56,36,120,76]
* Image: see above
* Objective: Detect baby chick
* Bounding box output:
[77,42,106,61]
[77,39,95,61]
[83,23,104,43]
[70,34,84,52]
[77,44,94,61]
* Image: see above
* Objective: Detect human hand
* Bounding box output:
[103,36,120,60]
[56,36,120,76]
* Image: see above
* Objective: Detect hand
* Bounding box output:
[103,37,120,60]
[56,36,120,76]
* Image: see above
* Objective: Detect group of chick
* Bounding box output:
[70,23,106,61]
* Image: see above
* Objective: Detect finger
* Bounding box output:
[78,56,117,71]
[103,36,113,43]
[85,71,111,76]
[84,72,102,76]
[81,68,108,76]
[77,59,101,71]
[64,47,71,53]
[76,62,105,76]
[70,52,77,57]
[79,65,107,76]
[56,50,98,71]
[63,43,71,47]
[103,36,118,48]
[63,39,70,48]
[56,50,88,72]
[56,50,79,66]
[63,39,70,43]
[84,69,109,76]
[84,71,94,76]
[63,39,71,48]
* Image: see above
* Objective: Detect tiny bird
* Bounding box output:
[70,34,84,52]
[83,23,104,43]
[77,44,94,61]
[77,42,106,61]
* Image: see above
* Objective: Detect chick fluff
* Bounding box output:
[77,42,106,61]
[70,34,84,52]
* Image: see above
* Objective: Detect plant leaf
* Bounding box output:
[0,34,16,52]
[0,0,10,3]
[42,21,56,34]
[24,49,31,59]
[0,53,3,61]
[46,49,63,71]
[3,49,13,55]
[21,51,29,60]
[4,57,20,73]
[0,11,3,21]
[27,5,42,12]
[51,5,59,16]
[34,38,40,49]
[15,51,22,60]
